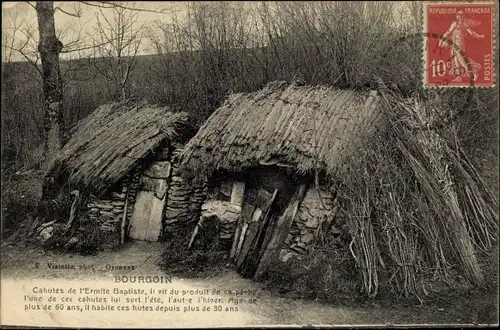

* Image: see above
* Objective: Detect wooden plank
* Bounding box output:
[240,189,278,277]
[254,183,307,280]
[141,176,159,191]
[141,176,169,199]
[230,188,257,261]
[230,181,246,205]
[234,222,248,260]
[188,218,203,250]
[154,177,169,200]
[120,195,129,245]
[241,203,256,224]
[129,191,150,240]
[256,212,279,263]
[229,215,244,260]
[145,180,168,241]
[251,208,263,222]
[236,213,261,268]
[220,181,232,198]
[236,188,277,271]
[129,178,168,241]
[139,194,153,241]
[143,161,172,179]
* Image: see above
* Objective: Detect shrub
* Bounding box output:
[160,227,229,278]
[42,216,105,256]
[258,235,360,302]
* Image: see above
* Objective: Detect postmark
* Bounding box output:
[423,2,495,88]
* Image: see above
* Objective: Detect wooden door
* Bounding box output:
[129,161,171,241]
[232,187,278,277]
[253,183,307,279]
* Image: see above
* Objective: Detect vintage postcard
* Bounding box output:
[1,1,499,328]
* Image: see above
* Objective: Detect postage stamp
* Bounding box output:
[423,2,495,88]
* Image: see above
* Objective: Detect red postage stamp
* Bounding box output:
[423,2,495,88]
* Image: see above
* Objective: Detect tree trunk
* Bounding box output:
[36,1,64,168]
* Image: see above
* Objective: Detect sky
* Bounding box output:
[2,1,412,63]
[2,1,187,62]
[2,2,18,9]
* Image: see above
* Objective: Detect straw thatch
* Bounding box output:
[48,100,189,193]
[339,83,498,299]
[179,80,497,300]
[180,81,384,180]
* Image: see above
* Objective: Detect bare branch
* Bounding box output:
[80,1,173,15]
[54,6,81,18]
[88,2,146,99]
[61,40,110,54]
[3,43,43,77]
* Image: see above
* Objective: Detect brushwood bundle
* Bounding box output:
[337,83,498,300]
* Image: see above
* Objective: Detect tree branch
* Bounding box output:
[54,6,82,18]
[3,43,43,77]
[61,40,110,54]
[80,1,174,15]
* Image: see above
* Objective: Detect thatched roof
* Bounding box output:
[180,81,385,180]
[49,100,189,193]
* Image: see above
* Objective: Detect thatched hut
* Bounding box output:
[180,81,497,297]
[180,81,385,278]
[37,100,206,250]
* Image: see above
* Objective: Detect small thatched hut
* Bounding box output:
[180,81,385,278]
[180,81,497,298]
[37,100,206,250]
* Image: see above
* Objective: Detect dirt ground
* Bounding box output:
[1,240,498,327]
[1,172,498,327]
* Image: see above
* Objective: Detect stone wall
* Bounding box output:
[163,147,207,236]
[200,201,241,240]
[183,177,341,260]
[82,145,210,245]
[202,181,244,239]
[280,184,338,260]
[86,164,143,249]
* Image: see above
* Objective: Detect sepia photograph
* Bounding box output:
[1,1,498,328]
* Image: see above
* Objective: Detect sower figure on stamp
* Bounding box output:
[438,10,485,81]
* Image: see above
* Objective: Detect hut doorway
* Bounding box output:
[229,167,308,278]
[129,161,172,241]
[231,187,277,277]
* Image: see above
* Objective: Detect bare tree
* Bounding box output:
[35,1,65,167]
[2,2,86,167]
[2,4,41,80]
[3,2,170,168]
[147,2,260,119]
[90,3,145,100]
[2,3,31,63]
[2,3,90,77]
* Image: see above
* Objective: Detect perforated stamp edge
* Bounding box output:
[422,1,497,89]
